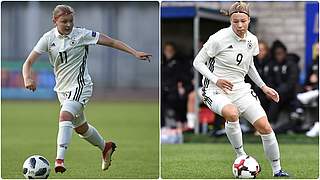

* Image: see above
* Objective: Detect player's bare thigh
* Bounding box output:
[202,91,239,121]
[222,104,239,122]
[238,92,272,134]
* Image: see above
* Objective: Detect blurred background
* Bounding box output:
[1,2,159,178]
[161,1,319,142]
[2,1,159,101]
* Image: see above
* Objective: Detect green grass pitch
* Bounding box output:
[162,135,319,179]
[2,101,159,179]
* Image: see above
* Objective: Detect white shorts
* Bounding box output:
[57,85,93,128]
[201,87,266,124]
[57,85,93,106]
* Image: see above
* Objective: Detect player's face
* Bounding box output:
[55,14,74,35]
[230,13,250,38]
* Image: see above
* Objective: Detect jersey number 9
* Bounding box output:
[236,53,243,66]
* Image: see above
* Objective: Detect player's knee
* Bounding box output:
[223,105,239,121]
[74,122,89,135]
[228,112,239,121]
[59,111,74,121]
[257,121,273,134]
[253,116,273,134]
[259,124,273,134]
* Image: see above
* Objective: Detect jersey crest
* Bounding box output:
[247,40,253,49]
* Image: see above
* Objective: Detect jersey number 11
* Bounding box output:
[59,51,68,64]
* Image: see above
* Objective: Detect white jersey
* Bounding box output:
[33,27,100,92]
[202,26,259,91]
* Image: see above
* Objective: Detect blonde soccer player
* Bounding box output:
[22,4,151,173]
[193,2,289,177]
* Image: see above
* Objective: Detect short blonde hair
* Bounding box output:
[229,2,250,16]
[221,1,250,17]
[52,4,75,20]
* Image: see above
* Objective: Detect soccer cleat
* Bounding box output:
[274,169,290,177]
[55,159,66,173]
[102,141,117,170]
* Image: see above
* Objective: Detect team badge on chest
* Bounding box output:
[70,37,76,46]
[247,40,252,49]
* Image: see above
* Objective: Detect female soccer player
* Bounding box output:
[193,2,289,177]
[22,5,151,173]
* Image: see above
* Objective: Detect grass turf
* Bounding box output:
[1,101,159,179]
[162,134,319,179]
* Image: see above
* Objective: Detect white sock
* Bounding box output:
[225,121,246,157]
[187,112,196,129]
[56,121,73,160]
[79,124,105,151]
[260,131,281,174]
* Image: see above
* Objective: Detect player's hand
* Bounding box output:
[24,78,37,92]
[261,85,279,103]
[216,79,233,94]
[134,51,152,62]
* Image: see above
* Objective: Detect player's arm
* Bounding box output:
[22,51,41,92]
[247,59,266,88]
[248,58,279,103]
[193,47,233,93]
[97,33,151,61]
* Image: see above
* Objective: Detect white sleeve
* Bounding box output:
[193,47,218,84]
[81,28,100,45]
[33,35,48,54]
[248,58,266,88]
[202,35,220,58]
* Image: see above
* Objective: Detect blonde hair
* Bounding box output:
[221,1,250,17]
[52,4,74,20]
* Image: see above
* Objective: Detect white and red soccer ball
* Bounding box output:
[232,155,261,179]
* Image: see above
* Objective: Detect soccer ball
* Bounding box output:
[232,155,261,179]
[22,155,50,179]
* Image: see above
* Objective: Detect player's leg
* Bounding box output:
[73,112,116,170]
[72,85,105,150]
[202,90,246,157]
[55,99,83,173]
[222,104,246,157]
[252,116,289,177]
[241,97,289,177]
[74,113,105,151]
[76,85,116,170]
[252,116,280,172]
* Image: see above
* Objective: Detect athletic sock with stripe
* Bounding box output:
[225,120,246,157]
[56,121,73,160]
[79,124,105,151]
[260,131,281,174]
